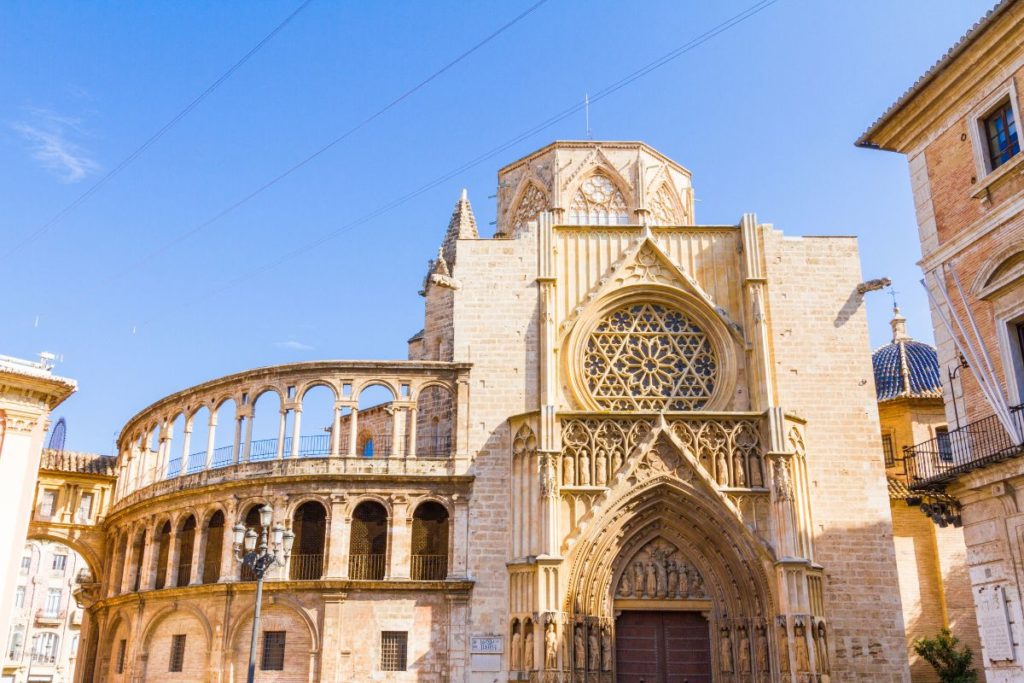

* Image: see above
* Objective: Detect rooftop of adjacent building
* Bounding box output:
[855,0,1016,149]
[0,352,76,389]
[872,308,943,402]
[39,449,117,477]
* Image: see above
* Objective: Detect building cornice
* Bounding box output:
[856,0,1021,153]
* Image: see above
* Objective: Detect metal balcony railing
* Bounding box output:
[35,609,64,622]
[288,553,324,580]
[30,652,57,665]
[410,555,447,580]
[348,554,386,580]
[903,405,1024,490]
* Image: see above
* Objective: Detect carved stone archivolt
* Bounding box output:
[614,538,707,600]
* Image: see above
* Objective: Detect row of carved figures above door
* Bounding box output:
[507,612,831,682]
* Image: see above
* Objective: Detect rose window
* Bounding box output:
[584,303,717,410]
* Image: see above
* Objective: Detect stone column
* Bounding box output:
[205,412,217,468]
[348,408,359,457]
[319,593,348,682]
[189,524,205,586]
[388,497,411,579]
[242,411,254,462]
[406,402,418,457]
[276,409,288,459]
[449,494,470,579]
[138,519,157,591]
[166,527,181,588]
[290,406,302,457]
[330,403,342,457]
[325,496,350,579]
[179,422,192,476]
[217,498,239,582]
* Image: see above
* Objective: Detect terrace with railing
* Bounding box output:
[901,405,1024,490]
[111,361,470,506]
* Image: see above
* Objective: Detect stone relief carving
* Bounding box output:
[511,625,523,670]
[670,419,763,489]
[755,622,769,674]
[544,621,558,669]
[720,626,734,673]
[737,624,751,674]
[615,539,707,600]
[524,624,535,670]
[778,617,791,673]
[773,458,794,502]
[794,618,810,673]
[814,619,830,674]
[573,622,585,670]
[588,626,600,671]
[539,454,558,498]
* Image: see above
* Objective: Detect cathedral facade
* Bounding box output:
[79,141,909,682]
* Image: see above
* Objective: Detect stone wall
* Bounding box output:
[765,230,911,681]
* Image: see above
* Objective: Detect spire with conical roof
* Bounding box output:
[441,188,478,269]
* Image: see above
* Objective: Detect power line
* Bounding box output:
[1,0,315,260]
[89,0,550,291]
[132,0,778,331]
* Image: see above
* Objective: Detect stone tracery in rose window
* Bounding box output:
[569,172,629,225]
[583,303,718,410]
[648,183,684,226]
[511,183,548,235]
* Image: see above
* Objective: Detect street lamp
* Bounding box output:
[233,504,294,683]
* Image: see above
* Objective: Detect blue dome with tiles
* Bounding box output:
[872,308,943,402]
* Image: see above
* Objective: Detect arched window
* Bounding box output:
[584,302,718,410]
[510,182,548,235]
[415,386,454,457]
[349,501,388,580]
[175,516,196,587]
[154,521,172,589]
[411,501,449,580]
[569,171,629,225]
[290,502,326,580]
[30,632,58,664]
[240,505,266,581]
[130,530,146,592]
[202,511,225,584]
[356,385,395,457]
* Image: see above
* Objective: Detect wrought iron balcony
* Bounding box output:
[348,553,386,580]
[410,554,447,580]
[288,553,324,580]
[902,406,1024,490]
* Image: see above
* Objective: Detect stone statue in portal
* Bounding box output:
[544,622,558,670]
[720,626,734,673]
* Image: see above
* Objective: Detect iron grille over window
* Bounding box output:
[985,99,1020,171]
[261,631,286,671]
[169,634,186,672]
[881,434,895,468]
[116,639,127,674]
[380,631,408,671]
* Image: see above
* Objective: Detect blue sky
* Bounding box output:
[1,0,995,454]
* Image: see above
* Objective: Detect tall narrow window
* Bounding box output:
[53,553,67,572]
[39,490,57,519]
[936,426,953,463]
[985,99,1020,171]
[169,634,186,672]
[77,493,94,523]
[14,586,25,608]
[261,631,286,671]
[45,588,61,616]
[20,555,30,573]
[116,639,127,674]
[881,434,895,468]
[380,631,408,671]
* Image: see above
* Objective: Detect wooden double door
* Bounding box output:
[615,611,712,683]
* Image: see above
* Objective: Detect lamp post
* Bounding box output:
[233,504,294,683]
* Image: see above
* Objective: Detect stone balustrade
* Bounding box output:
[112,360,471,504]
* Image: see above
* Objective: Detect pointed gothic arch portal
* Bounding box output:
[564,438,777,681]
